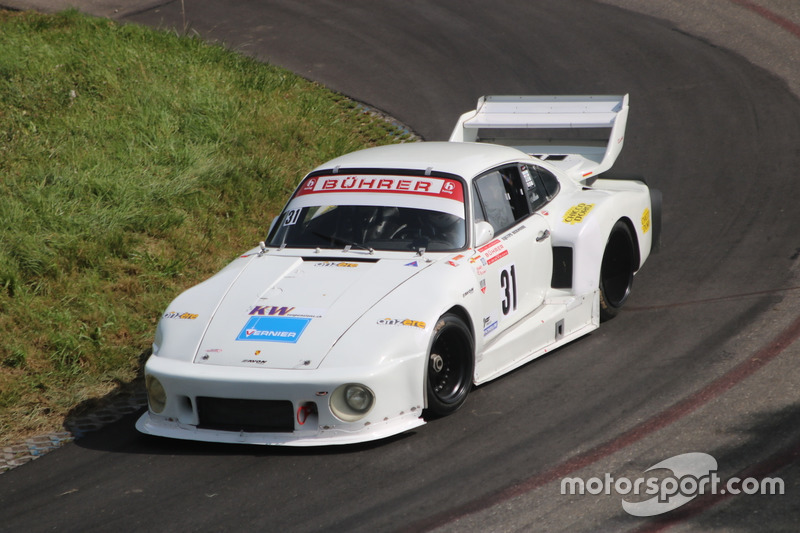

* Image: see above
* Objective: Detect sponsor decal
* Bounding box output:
[462,287,475,298]
[295,175,464,202]
[521,166,534,188]
[478,239,509,265]
[405,261,419,267]
[483,315,498,336]
[236,316,310,343]
[448,253,466,266]
[641,208,651,234]
[241,359,268,365]
[501,225,526,240]
[480,278,487,293]
[377,318,427,329]
[314,261,358,268]
[248,305,325,319]
[163,311,199,320]
[249,305,294,316]
[563,203,595,225]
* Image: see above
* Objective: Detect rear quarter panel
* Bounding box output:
[547,179,653,297]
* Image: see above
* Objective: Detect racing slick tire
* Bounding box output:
[599,219,637,322]
[424,313,474,418]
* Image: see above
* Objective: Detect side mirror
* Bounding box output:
[474,221,494,247]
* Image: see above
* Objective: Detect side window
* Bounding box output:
[535,166,561,199]
[475,166,530,233]
[521,164,561,212]
[472,190,486,223]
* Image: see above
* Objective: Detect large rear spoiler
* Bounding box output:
[449,94,629,181]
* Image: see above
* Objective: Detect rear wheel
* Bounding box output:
[424,314,474,418]
[599,220,637,321]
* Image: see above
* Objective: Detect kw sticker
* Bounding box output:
[248,305,325,319]
[563,203,595,225]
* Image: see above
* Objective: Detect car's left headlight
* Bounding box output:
[330,383,375,422]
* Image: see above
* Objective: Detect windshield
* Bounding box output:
[267,174,466,252]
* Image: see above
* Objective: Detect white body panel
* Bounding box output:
[138,95,659,446]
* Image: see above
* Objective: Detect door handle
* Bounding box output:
[536,229,550,242]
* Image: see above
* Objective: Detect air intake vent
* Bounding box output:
[551,247,573,288]
[197,397,294,433]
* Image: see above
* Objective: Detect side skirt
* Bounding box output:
[474,290,600,385]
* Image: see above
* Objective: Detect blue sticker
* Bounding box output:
[405,261,419,267]
[236,316,310,343]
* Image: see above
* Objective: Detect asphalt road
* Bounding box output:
[2,1,800,531]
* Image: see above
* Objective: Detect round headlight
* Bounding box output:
[145,375,167,414]
[331,383,375,422]
[345,385,373,412]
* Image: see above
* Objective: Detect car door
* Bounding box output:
[472,164,553,379]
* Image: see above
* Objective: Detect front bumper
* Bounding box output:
[136,354,426,446]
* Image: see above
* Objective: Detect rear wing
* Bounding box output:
[449,94,629,181]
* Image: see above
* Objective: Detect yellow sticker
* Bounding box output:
[641,208,651,234]
[563,203,595,225]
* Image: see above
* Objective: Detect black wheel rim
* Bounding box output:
[428,326,471,404]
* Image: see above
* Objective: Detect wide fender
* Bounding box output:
[549,181,653,297]
[321,256,476,403]
[322,256,476,368]
[153,250,258,361]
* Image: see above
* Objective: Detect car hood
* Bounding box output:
[193,254,430,370]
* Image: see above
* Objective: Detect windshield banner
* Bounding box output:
[295,175,464,202]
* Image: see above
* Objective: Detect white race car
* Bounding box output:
[137,95,661,446]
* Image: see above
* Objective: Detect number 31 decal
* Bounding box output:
[500,264,517,315]
[282,209,302,226]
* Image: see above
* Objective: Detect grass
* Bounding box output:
[0,9,409,445]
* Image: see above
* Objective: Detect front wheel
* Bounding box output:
[424,313,474,418]
[599,220,637,322]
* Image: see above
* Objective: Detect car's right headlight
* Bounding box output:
[330,383,375,422]
[145,375,167,414]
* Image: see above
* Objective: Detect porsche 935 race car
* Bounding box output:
[137,94,661,446]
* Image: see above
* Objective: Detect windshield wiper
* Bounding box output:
[311,231,374,254]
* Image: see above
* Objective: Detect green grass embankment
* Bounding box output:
[0,9,407,444]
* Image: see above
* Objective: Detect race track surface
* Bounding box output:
[2,1,799,531]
